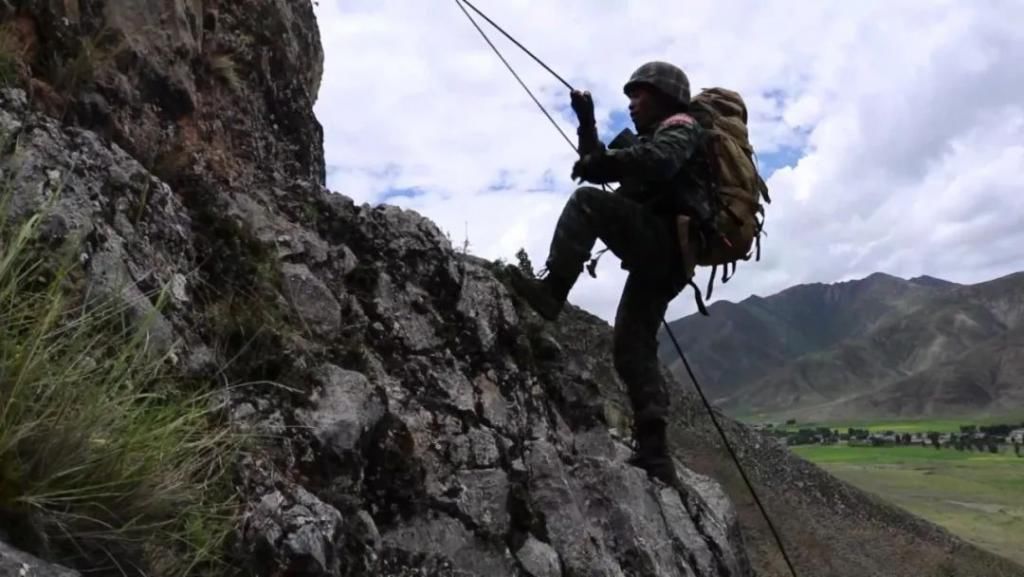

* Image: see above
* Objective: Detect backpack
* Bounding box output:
[688,87,771,308]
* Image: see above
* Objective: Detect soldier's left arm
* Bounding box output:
[610,118,702,180]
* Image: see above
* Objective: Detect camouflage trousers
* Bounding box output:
[545,186,690,423]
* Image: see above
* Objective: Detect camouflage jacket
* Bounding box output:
[577,115,713,223]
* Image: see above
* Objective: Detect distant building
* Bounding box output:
[866,434,896,446]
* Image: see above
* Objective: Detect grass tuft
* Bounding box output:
[0,22,28,88]
[206,51,241,92]
[45,27,124,96]
[0,195,243,576]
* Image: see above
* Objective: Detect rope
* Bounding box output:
[662,320,800,577]
[454,0,577,152]
[457,0,575,91]
[450,6,800,575]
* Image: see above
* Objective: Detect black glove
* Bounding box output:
[570,89,595,126]
[571,152,617,184]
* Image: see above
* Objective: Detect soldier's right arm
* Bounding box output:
[577,124,606,157]
[571,90,606,157]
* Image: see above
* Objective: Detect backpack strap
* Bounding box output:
[659,112,697,130]
[689,279,709,316]
[706,264,717,299]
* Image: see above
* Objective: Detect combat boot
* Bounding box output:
[629,417,678,486]
[508,268,575,321]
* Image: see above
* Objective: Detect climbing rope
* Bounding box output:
[661,321,801,576]
[454,0,611,277]
[453,0,576,152]
[452,2,801,577]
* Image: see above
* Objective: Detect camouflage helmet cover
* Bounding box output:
[623,61,691,107]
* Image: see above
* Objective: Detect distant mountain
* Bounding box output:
[659,271,1024,420]
[909,275,962,289]
[658,272,955,403]
[836,325,1024,419]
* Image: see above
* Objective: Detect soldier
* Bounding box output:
[511,61,711,484]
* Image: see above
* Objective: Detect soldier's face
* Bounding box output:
[627,86,670,132]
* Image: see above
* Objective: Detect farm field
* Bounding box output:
[792,444,1024,566]
[764,412,1024,434]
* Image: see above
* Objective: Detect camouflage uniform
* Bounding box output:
[546,113,706,426]
[515,62,709,483]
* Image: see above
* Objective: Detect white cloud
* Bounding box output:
[311,0,1024,323]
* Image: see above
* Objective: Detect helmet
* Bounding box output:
[623,61,690,107]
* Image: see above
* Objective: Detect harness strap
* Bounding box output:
[689,279,709,316]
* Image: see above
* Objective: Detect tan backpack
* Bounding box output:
[688,87,771,304]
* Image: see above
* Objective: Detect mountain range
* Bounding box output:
[659,271,1024,421]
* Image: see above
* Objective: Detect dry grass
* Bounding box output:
[206,51,241,92]
[45,27,124,95]
[0,22,28,87]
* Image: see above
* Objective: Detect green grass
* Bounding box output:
[793,444,1021,463]
[793,445,1024,567]
[0,196,243,575]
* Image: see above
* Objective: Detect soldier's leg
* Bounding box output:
[545,186,679,279]
[614,271,684,483]
[513,186,679,320]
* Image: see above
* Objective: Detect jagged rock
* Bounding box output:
[371,272,444,351]
[656,485,718,576]
[446,427,500,469]
[515,535,562,577]
[450,469,510,538]
[362,414,428,525]
[296,364,383,455]
[334,244,359,276]
[524,440,626,577]
[231,399,288,437]
[474,372,510,429]
[281,262,342,337]
[240,484,345,576]
[380,514,516,576]
[467,428,501,468]
[455,258,519,351]
[431,362,477,413]
[340,509,382,575]
[86,244,178,356]
[531,330,564,362]
[0,540,79,577]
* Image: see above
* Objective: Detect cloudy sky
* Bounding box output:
[311,0,1024,323]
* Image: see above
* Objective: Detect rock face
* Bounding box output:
[0,0,753,568]
[0,540,80,577]
[0,84,752,575]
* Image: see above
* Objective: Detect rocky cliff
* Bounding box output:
[1,2,1022,577]
[0,1,750,575]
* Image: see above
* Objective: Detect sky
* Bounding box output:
[310,0,1024,323]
